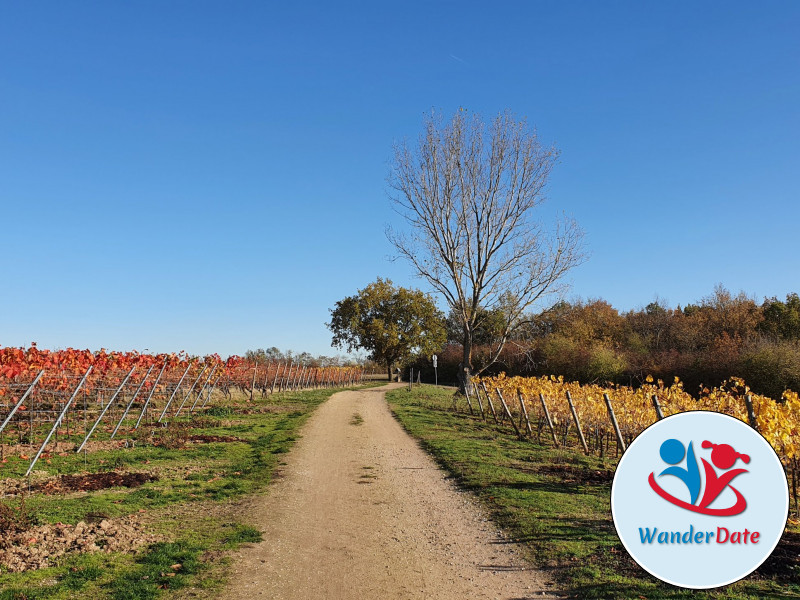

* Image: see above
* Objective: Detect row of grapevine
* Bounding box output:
[463,373,799,512]
[0,345,365,478]
[472,374,798,458]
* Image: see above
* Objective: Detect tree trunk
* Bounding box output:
[459,329,473,392]
[387,362,393,382]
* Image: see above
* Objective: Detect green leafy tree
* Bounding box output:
[760,293,800,341]
[327,278,446,380]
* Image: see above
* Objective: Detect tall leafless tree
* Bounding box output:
[387,109,586,387]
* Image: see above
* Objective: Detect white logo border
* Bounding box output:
[610,410,790,589]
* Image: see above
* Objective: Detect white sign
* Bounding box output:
[432,355,437,367]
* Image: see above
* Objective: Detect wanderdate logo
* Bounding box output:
[611,411,788,589]
[648,438,750,516]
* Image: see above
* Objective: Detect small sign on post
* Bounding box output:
[432,354,438,386]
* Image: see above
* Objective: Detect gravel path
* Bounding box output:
[221,384,560,599]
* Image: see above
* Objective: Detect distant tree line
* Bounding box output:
[244,347,362,368]
[410,286,800,400]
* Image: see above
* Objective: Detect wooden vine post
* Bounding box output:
[249,361,258,401]
[538,393,559,448]
[603,393,627,453]
[462,382,475,415]
[280,361,292,392]
[471,382,486,420]
[744,394,758,431]
[565,390,589,454]
[495,389,522,439]
[516,390,533,436]
[651,394,665,420]
[270,361,284,394]
[261,364,271,396]
[480,382,499,424]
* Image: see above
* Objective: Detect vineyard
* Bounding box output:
[2,342,797,597]
[465,373,799,513]
[0,345,365,479]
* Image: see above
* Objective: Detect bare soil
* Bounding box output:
[0,516,159,573]
[0,470,157,497]
[221,384,560,599]
[0,439,128,459]
[36,471,158,494]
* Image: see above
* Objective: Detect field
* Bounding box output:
[387,384,800,599]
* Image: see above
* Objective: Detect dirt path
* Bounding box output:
[221,385,560,599]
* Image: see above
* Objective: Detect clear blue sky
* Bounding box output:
[1,1,798,358]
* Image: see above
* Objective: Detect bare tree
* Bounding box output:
[387,109,586,387]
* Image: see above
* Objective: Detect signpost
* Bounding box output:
[432,354,438,386]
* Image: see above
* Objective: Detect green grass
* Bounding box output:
[220,523,263,548]
[387,385,800,599]
[0,383,376,599]
[107,541,202,600]
[0,553,141,600]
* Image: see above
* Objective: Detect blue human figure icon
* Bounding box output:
[658,438,701,505]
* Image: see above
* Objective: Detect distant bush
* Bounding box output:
[741,340,800,400]
[586,345,627,384]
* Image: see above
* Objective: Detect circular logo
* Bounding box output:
[611,411,789,589]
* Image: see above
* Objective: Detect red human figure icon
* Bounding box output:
[698,441,750,512]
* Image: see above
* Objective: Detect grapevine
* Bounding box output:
[475,373,798,461]
[0,345,365,475]
[466,373,800,513]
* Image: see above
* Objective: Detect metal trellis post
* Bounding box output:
[200,373,223,410]
[157,363,192,422]
[172,364,208,419]
[28,366,92,476]
[134,358,168,429]
[0,370,44,436]
[77,366,136,453]
[111,365,154,439]
[191,364,217,413]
